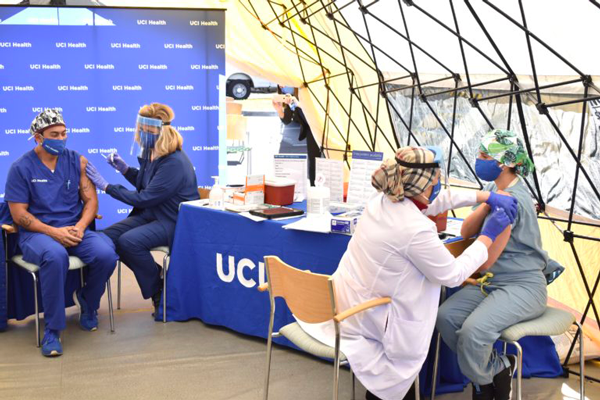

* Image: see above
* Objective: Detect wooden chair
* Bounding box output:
[198,187,211,200]
[1,221,115,347]
[258,256,392,400]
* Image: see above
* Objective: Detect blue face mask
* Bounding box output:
[140,130,158,149]
[280,86,294,95]
[41,137,67,155]
[475,158,503,181]
[429,180,441,202]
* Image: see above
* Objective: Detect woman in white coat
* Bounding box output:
[298,146,517,400]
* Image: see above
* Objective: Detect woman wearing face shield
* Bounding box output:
[85,103,199,316]
[436,130,548,400]
[296,146,518,400]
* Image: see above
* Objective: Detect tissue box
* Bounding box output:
[331,216,358,235]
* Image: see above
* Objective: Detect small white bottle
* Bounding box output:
[209,176,224,210]
[307,186,330,218]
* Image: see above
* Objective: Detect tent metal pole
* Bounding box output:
[411,0,510,75]
[543,114,600,204]
[514,93,544,207]
[482,0,585,76]
[545,95,600,109]
[566,84,590,232]
[517,0,542,104]
[424,77,510,99]
[562,242,600,366]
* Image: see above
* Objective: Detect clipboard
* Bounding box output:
[249,207,304,220]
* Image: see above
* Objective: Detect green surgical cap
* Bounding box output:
[480,129,535,177]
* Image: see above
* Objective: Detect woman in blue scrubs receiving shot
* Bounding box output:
[436,129,550,400]
[85,103,199,316]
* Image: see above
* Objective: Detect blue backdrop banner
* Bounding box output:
[0,6,225,229]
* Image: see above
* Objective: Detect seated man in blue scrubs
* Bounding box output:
[4,109,118,357]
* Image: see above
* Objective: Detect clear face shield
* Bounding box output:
[132,115,163,160]
[425,146,446,180]
[424,146,446,201]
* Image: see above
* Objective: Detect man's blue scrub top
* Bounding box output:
[4,148,83,239]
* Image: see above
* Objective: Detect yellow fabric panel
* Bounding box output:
[543,219,600,324]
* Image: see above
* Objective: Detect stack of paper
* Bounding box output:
[282,215,332,233]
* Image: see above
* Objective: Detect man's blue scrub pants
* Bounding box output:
[19,230,118,331]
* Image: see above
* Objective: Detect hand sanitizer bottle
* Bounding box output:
[209,176,224,210]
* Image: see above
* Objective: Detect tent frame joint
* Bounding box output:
[581,75,592,87]
[536,102,549,115]
[563,230,575,243]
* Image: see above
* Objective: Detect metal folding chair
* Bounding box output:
[1,223,115,347]
[116,246,170,323]
[498,308,585,400]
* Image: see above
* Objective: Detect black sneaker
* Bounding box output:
[472,382,494,400]
[493,354,517,400]
[365,390,382,400]
[365,382,415,400]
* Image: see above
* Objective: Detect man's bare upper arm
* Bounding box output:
[7,202,33,228]
[79,156,97,203]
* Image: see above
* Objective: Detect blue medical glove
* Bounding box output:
[86,162,109,191]
[480,208,511,241]
[486,192,518,223]
[107,152,129,174]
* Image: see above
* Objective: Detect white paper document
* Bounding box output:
[282,215,332,234]
[346,151,383,206]
[274,154,307,202]
[239,212,267,222]
[443,218,464,237]
[315,158,344,202]
[181,199,210,208]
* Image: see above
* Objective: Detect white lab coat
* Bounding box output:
[298,190,489,399]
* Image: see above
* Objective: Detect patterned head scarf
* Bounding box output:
[30,108,65,135]
[480,129,534,177]
[371,146,438,202]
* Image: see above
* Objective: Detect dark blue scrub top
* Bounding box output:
[105,150,199,248]
[4,148,83,239]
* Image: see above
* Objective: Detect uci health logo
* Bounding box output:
[32,107,62,113]
[0,151,9,156]
[31,178,48,183]
[216,253,266,289]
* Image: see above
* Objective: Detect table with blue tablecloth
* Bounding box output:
[161,201,563,395]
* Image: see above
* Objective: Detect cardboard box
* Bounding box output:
[233,175,265,205]
[331,216,358,235]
